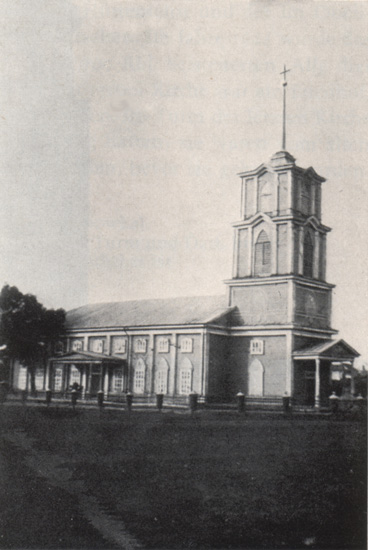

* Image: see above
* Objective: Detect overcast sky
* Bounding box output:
[0,1,367,363]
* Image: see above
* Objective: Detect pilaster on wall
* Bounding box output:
[149,333,154,395]
[127,335,133,391]
[170,333,177,396]
[274,174,279,212]
[201,330,210,398]
[241,178,246,219]
[287,279,295,324]
[247,227,252,276]
[271,222,277,275]
[298,227,304,275]
[105,334,111,355]
[314,231,320,279]
[288,170,294,212]
[285,332,294,396]
[232,229,238,278]
[311,183,316,217]
[288,221,294,273]
[321,234,327,280]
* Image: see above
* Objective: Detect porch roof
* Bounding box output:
[50,351,126,365]
[293,339,359,361]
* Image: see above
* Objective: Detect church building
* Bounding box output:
[11,73,359,408]
[11,146,358,408]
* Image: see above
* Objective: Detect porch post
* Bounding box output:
[45,360,51,390]
[64,364,70,393]
[99,363,104,391]
[26,366,30,392]
[103,364,109,399]
[81,365,87,399]
[315,358,321,409]
[347,362,355,395]
[88,364,92,395]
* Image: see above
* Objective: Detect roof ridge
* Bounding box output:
[68,294,226,312]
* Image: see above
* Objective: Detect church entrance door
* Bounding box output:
[90,374,100,396]
[304,372,315,406]
[248,359,264,396]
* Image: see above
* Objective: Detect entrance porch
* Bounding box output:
[293,339,359,408]
[48,351,127,400]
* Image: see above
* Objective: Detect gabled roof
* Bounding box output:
[293,339,359,360]
[66,295,233,330]
[50,351,125,364]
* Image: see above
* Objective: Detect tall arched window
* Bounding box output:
[155,358,169,394]
[134,358,146,394]
[303,231,314,278]
[259,181,272,213]
[254,230,271,276]
[179,358,193,395]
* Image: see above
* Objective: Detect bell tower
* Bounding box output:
[225,68,335,337]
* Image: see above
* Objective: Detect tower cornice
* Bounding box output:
[232,214,331,233]
[237,154,326,184]
[224,274,335,290]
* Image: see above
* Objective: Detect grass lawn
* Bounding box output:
[0,405,366,549]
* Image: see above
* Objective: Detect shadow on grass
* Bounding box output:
[0,405,366,549]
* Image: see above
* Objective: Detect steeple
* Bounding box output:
[280,65,291,151]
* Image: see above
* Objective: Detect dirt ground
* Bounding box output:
[0,404,366,549]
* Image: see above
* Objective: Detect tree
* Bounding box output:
[0,285,65,393]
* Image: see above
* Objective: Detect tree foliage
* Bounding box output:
[0,285,65,390]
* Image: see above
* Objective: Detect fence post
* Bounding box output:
[156,393,164,412]
[21,389,28,405]
[71,388,78,411]
[329,391,339,414]
[126,392,133,413]
[356,394,366,420]
[97,390,104,409]
[45,389,52,407]
[0,382,8,404]
[283,393,291,414]
[236,391,245,413]
[189,392,198,414]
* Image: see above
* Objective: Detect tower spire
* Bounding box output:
[280,65,291,150]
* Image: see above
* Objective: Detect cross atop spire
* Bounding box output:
[280,65,291,150]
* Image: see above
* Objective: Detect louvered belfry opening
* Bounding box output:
[254,230,271,276]
[303,231,314,278]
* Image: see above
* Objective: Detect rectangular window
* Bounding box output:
[113,338,126,354]
[72,340,83,352]
[181,338,193,353]
[18,366,28,390]
[35,368,44,391]
[250,339,264,355]
[54,367,63,391]
[157,337,169,353]
[54,341,64,355]
[92,339,104,353]
[134,338,147,353]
